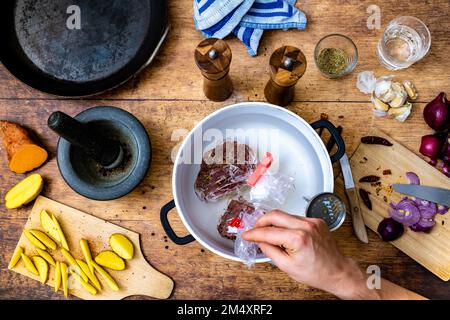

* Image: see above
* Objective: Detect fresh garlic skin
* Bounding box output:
[356,71,417,123]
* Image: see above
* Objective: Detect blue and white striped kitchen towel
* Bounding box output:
[194,0,307,56]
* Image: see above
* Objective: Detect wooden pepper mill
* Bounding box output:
[264,46,307,106]
[194,38,233,102]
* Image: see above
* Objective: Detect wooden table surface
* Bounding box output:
[1,0,450,300]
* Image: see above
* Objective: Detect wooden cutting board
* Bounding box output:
[9,196,174,299]
[349,128,450,281]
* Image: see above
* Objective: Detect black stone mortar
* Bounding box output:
[51,106,151,200]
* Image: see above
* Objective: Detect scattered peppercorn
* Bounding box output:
[383,169,392,175]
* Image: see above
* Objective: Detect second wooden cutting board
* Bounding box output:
[9,196,174,299]
[348,128,450,281]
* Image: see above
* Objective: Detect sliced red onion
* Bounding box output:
[410,223,434,233]
[418,205,437,219]
[389,198,421,226]
[437,204,450,215]
[406,172,420,185]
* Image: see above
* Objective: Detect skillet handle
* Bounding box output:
[310,120,345,163]
[160,200,196,245]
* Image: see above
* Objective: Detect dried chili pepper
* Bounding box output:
[359,188,372,211]
[361,136,393,146]
[359,175,381,183]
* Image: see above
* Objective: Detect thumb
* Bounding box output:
[257,242,289,268]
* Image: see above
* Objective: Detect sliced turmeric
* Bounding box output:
[0,121,48,174]
[5,173,43,209]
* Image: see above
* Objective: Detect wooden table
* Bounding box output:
[1,0,449,300]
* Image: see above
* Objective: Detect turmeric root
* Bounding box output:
[0,121,48,174]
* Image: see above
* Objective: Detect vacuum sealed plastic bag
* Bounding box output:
[230,153,295,267]
[195,141,256,202]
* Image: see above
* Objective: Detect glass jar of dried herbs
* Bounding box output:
[314,34,358,78]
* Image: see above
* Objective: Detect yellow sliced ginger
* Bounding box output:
[60,248,88,282]
[70,271,97,296]
[60,262,69,298]
[92,262,119,291]
[8,246,23,269]
[36,248,56,267]
[4,173,43,209]
[30,229,57,250]
[54,261,61,293]
[109,234,134,260]
[40,210,60,242]
[95,251,125,271]
[21,253,39,276]
[51,213,69,251]
[32,256,48,284]
[79,239,95,274]
[76,259,101,291]
[23,229,46,250]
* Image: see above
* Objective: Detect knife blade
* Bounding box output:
[340,154,368,243]
[393,184,450,207]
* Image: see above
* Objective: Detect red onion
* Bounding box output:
[406,172,420,185]
[423,92,450,131]
[389,198,421,226]
[437,205,449,215]
[429,158,438,166]
[442,133,450,163]
[443,162,450,178]
[410,222,434,233]
[377,218,404,242]
[419,134,443,159]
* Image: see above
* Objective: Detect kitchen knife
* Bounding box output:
[393,184,450,207]
[340,154,369,243]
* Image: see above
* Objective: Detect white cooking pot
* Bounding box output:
[160,102,345,263]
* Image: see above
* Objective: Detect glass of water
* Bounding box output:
[377,16,431,70]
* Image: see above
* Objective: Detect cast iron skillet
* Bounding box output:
[0,0,168,96]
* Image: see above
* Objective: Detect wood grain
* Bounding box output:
[0,0,448,103]
[10,196,174,300]
[348,129,450,281]
[1,0,450,300]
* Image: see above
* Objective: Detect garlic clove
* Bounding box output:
[374,77,393,99]
[373,109,388,118]
[403,80,418,100]
[394,102,413,123]
[379,89,397,103]
[371,95,390,111]
[389,93,407,108]
[388,102,412,117]
[391,82,405,94]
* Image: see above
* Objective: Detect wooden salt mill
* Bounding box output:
[264,46,307,106]
[194,38,233,101]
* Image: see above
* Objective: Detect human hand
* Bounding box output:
[242,210,376,299]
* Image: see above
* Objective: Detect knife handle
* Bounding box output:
[346,188,369,244]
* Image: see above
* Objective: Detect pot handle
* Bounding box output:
[160,200,196,245]
[310,120,345,163]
